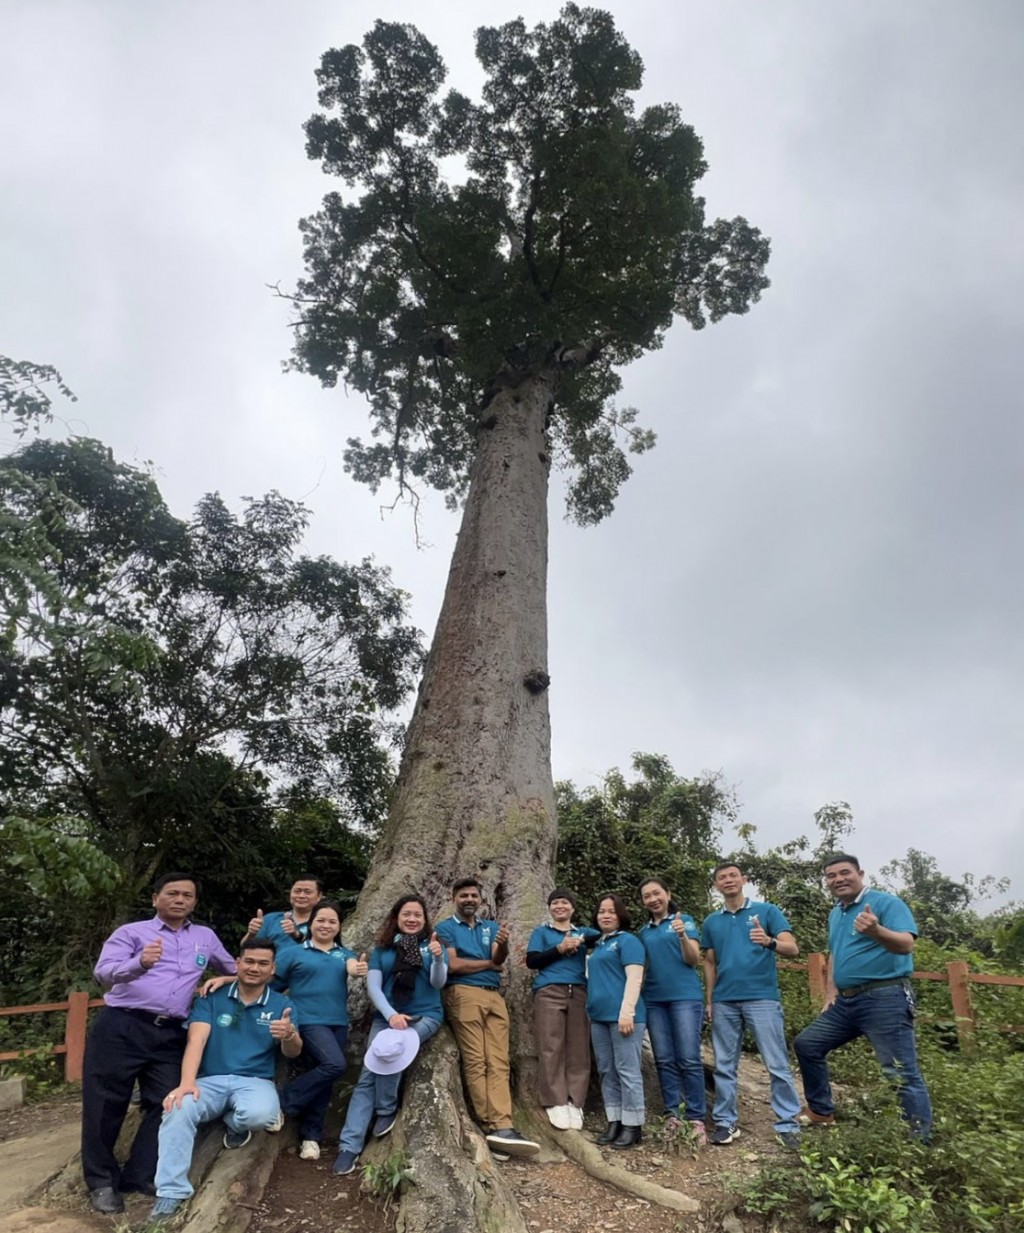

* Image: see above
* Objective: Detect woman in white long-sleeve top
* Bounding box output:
[331,894,448,1175]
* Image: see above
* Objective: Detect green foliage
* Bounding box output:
[0,354,76,436]
[361,1148,414,1213]
[289,4,769,523]
[555,752,735,919]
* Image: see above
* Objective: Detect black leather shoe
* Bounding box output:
[90,1187,125,1214]
[595,1120,622,1145]
[612,1124,643,1149]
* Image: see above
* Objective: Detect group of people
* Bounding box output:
[80,854,933,1223]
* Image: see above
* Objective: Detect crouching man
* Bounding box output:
[149,941,301,1222]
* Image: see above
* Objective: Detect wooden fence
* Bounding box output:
[2,956,1023,1082]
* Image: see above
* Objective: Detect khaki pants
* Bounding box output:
[533,983,591,1108]
[443,984,512,1131]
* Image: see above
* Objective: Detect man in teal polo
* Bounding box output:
[701,862,803,1148]
[148,941,302,1221]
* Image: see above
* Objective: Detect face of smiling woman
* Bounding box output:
[310,908,341,947]
[398,901,426,934]
[596,898,620,934]
[640,881,670,920]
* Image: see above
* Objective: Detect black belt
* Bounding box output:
[112,1006,186,1027]
[837,977,907,998]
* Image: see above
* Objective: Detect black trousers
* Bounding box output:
[80,1006,187,1192]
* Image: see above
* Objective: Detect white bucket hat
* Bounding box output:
[364,1028,421,1075]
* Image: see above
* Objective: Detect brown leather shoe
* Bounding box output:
[798,1106,836,1126]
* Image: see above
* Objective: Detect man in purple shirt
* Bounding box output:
[82,872,236,1214]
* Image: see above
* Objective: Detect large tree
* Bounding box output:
[288,7,768,1227]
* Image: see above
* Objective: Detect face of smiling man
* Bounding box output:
[824,860,866,905]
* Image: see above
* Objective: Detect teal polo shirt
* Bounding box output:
[526,924,600,990]
[585,931,647,1024]
[191,983,297,1079]
[271,941,357,1025]
[829,888,917,989]
[253,910,310,947]
[435,915,501,989]
[700,899,791,1003]
[639,915,702,1002]
[371,943,447,1018]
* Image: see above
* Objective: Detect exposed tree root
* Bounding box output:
[558,1130,701,1214]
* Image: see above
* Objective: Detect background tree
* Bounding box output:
[287,7,768,1227]
[555,751,735,919]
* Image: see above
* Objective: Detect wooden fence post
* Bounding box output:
[946,961,976,1049]
[64,991,90,1082]
[807,952,828,1008]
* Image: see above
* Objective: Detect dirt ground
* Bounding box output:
[0,1094,80,1144]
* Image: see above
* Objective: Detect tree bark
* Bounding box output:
[345,369,560,1229]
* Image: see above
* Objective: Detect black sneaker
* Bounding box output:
[223,1128,252,1150]
[710,1124,741,1146]
[332,1149,358,1175]
[484,1128,541,1157]
[372,1112,398,1138]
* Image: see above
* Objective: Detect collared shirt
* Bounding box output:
[639,914,702,1002]
[271,940,357,1025]
[829,887,917,989]
[370,941,448,1018]
[253,909,311,947]
[700,898,791,1003]
[189,982,297,1080]
[526,923,600,990]
[585,931,647,1024]
[434,915,501,989]
[95,916,236,1018]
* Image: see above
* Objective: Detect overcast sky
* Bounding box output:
[2,1,1021,904]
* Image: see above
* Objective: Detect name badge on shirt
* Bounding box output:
[195,953,207,968]
[217,1013,233,1027]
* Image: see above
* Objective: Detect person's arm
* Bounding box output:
[824,954,837,1009]
[269,1007,302,1058]
[198,975,233,998]
[94,926,158,986]
[366,968,402,1024]
[163,1021,212,1109]
[703,947,717,1021]
[491,922,510,966]
[241,909,265,945]
[347,953,369,978]
[773,930,799,958]
[445,947,498,976]
[670,915,700,966]
[618,964,644,1036]
[428,933,448,989]
[854,903,915,953]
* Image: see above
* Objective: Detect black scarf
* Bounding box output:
[391,933,423,1007]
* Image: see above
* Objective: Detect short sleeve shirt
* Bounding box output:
[639,915,702,1002]
[700,899,791,1003]
[585,931,647,1024]
[370,942,447,1018]
[829,888,917,988]
[253,910,311,948]
[434,916,501,989]
[271,942,356,1025]
[190,983,297,1079]
[526,924,600,990]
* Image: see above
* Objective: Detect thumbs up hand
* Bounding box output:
[670,912,687,937]
[281,912,297,936]
[748,915,771,947]
[246,908,264,937]
[354,952,369,978]
[428,931,442,958]
[141,938,163,969]
[854,902,880,937]
[270,1006,296,1040]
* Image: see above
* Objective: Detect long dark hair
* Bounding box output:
[375,894,432,949]
[638,877,680,919]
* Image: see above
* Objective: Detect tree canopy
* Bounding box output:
[289,3,770,523]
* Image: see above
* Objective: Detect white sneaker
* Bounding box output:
[545,1104,572,1130]
[299,1140,321,1160]
[265,1110,285,1133]
[567,1103,584,1130]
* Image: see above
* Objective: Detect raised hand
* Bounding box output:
[495,922,511,947]
[748,915,771,947]
[269,1007,295,1040]
[140,938,163,969]
[558,934,582,953]
[281,912,297,937]
[246,909,264,936]
[354,952,369,977]
[670,912,687,937]
[854,903,880,936]
[428,931,442,958]
[163,1083,201,1111]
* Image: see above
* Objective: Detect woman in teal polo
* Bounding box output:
[587,893,646,1150]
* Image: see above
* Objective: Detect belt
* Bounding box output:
[113,1006,186,1027]
[837,977,907,998]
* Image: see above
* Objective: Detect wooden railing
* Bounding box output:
[2,956,1023,1082]
[0,992,103,1082]
[779,954,1024,1048]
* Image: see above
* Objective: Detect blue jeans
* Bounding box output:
[794,983,932,1139]
[590,1021,645,1127]
[645,1000,706,1121]
[338,1016,442,1155]
[281,1024,348,1141]
[710,1000,801,1134]
[156,1075,279,1200]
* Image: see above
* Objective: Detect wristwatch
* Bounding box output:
[766,938,777,952]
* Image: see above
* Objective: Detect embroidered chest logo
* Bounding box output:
[259,1011,273,1021]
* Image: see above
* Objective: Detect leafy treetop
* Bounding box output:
[289,4,770,523]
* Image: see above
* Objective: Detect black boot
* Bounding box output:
[612,1123,643,1150]
[595,1120,622,1145]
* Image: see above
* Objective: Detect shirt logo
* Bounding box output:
[216,1013,233,1027]
[195,953,207,967]
[259,1011,273,1021]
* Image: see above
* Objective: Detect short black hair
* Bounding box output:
[713,861,743,878]
[292,875,324,892]
[452,876,482,894]
[153,872,199,895]
[823,852,861,871]
[240,938,277,957]
[592,892,632,932]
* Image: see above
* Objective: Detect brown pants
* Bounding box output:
[443,984,512,1131]
[533,983,591,1107]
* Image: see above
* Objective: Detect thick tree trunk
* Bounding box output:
[345,369,559,1231]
